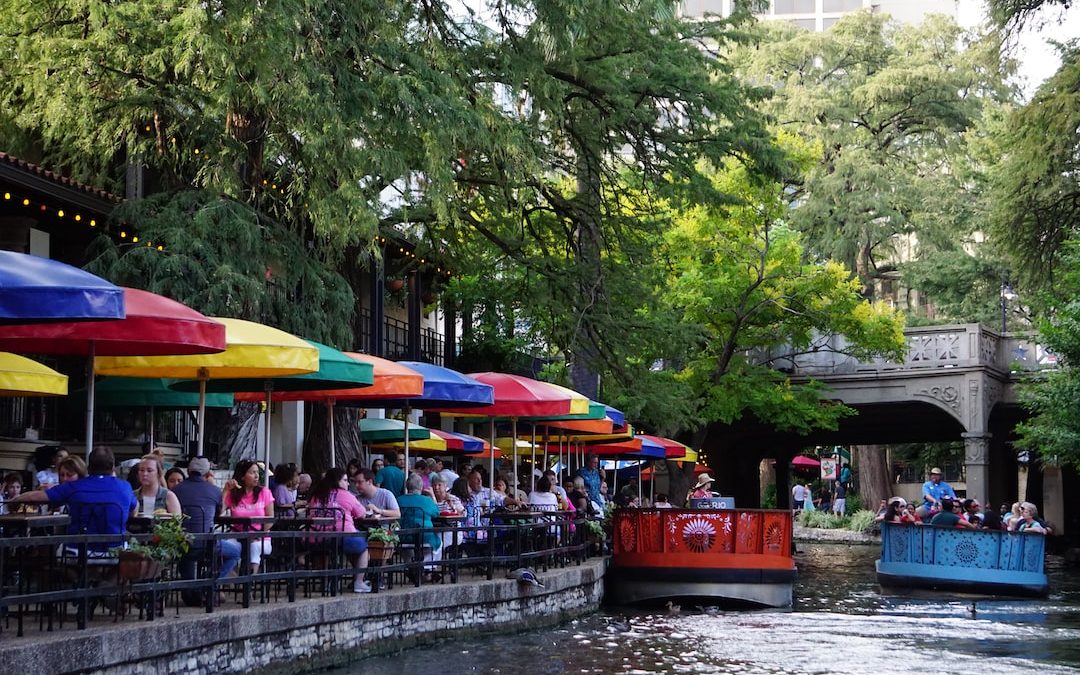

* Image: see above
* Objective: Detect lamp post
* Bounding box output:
[1000,280,1017,334]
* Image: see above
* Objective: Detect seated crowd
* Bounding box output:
[875,495,1051,534]
[0,446,597,599]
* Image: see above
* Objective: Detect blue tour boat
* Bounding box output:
[876,522,1049,597]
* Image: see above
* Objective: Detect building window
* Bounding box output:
[791,18,817,30]
[682,0,726,17]
[822,0,862,10]
[822,16,840,29]
[774,0,816,13]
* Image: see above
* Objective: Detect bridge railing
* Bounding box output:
[760,324,1056,377]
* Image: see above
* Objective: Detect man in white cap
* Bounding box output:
[916,467,956,519]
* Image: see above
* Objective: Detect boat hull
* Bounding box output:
[607,508,796,608]
[607,564,795,608]
[877,522,1049,598]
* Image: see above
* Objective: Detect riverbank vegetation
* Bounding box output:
[798,509,877,534]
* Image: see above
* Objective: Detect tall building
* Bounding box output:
[681,0,960,29]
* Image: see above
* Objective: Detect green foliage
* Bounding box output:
[642,137,905,434]
[85,191,355,348]
[798,510,845,529]
[116,515,192,561]
[761,483,777,509]
[735,13,1012,311]
[989,49,1080,288]
[367,525,400,546]
[846,510,877,533]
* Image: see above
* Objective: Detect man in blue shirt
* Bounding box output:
[916,467,956,519]
[12,446,137,552]
[375,450,405,497]
[576,454,602,508]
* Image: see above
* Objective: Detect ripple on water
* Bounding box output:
[344,544,1080,674]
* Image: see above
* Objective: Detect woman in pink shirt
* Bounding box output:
[307,467,372,593]
[223,460,275,573]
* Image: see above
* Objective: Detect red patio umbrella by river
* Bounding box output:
[791,455,821,468]
[0,287,226,456]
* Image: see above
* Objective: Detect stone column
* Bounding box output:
[962,432,991,503]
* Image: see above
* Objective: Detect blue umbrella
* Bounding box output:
[355,361,493,475]
[604,405,626,428]
[0,250,124,322]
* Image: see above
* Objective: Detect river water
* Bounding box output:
[344,543,1080,674]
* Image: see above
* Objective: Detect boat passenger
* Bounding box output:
[901,502,922,524]
[877,498,905,524]
[929,498,975,529]
[686,474,716,502]
[655,493,673,509]
[916,467,957,519]
[1014,502,1049,534]
[1004,502,1022,530]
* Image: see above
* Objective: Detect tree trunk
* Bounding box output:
[302,403,365,476]
[856,444,892,511]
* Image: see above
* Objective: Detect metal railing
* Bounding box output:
[353,308,445,364]
[0,515,596,638]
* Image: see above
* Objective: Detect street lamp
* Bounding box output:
[1000,280,1017,334]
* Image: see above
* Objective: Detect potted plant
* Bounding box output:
[114,514,192,581]
[366,524,400,562]
[582,519,605,555]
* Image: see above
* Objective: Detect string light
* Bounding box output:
[3,193,9,200]
[120,231,127,238]
[21,198,28,206]
[74,214,81,221]
[57,210,64,218]
[132,236,139,243]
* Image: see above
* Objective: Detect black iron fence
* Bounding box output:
[0,514,597,637]
[353,308,445,365]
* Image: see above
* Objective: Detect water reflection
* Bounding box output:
[347,544,1080,674]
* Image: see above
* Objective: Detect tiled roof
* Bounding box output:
[0,152,122,203]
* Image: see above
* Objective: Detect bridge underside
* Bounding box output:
[703,401,1028,515]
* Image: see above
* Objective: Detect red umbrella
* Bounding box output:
[791,455,821,468]
[638,434,690,458]
[0,287,225,455]
[431,372,582,491]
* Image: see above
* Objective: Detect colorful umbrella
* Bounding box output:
[359,418,432,443]
[95,317,317,458]
[0,250,124,323]
[433,373,591,493]
[791,455,821,468]
[0,352,68,396]
[639,435,691,458]
[430,429,487,454]
[0,287,226,456]
[94,377,234,450]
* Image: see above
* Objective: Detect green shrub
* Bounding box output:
[762,483,777,508]
[799,510,845,529]
[846,509,877,533]
[845,493,863,513]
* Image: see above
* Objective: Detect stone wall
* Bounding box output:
[1,559,605,675]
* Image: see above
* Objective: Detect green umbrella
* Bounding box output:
[91,377,234,450]
[358,418,432,443]
[173,339,375,481]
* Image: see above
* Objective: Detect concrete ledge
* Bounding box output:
[794,524,879,545]
[1,559,606,675]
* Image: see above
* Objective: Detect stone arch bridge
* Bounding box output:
[707,324,1056,513]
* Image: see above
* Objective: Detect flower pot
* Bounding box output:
[386,279,405,292]
[118,550,162,581]
[421,291,438,305]
[368,541,396,562]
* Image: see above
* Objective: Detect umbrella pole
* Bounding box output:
[530,423,536,493]
[613,459,618,502]
[328,398,337,469]
[511,417,518,500]
[148,406,155,452]
[403,406,411,482]
[488,419,496,493]
[263,385,272,487]
[196,376,207,457]
[650,462,655,505]
[638,460,643,505]
[85,343,96,459]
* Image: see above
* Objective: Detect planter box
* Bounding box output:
[117,551,163,581]
[368,541,396,562]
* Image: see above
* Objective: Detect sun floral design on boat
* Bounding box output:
[681,516,717,553]
[764,522,784,554]
[736,512,760,554]
[955,539,978,564]
[618,516,637,553]
[890,528,908,560]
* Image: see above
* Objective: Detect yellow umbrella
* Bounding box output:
[675,448,699,464]
[95,318,318,457]
[0,352,68,396]
[372,436,448,453]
